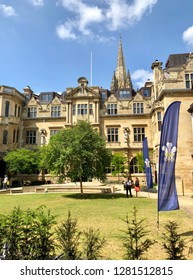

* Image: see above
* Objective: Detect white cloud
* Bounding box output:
[0,4,16,17]
[57,0,157,40]
[182,25,193,47]
[29,0,44,6]
[131,69,153,89]
[56,21,77,40]
[107,0,157,30]
[58,0,104,37]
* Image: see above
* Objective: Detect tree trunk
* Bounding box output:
[79,176,83,197]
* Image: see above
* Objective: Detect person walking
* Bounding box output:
[124,177,133,197]
[134,177,140,197]
[2,175,8,190]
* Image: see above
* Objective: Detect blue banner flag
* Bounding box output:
[143,137,153,189]
[158,101,181,211]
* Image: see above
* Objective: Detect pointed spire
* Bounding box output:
[110,36,133,92]
[116,36,127,88]
[126,70,133,89]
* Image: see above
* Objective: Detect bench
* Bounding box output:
[35,186,113,194]
[10,188,23,194]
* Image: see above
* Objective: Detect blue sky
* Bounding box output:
[0,0,193,93]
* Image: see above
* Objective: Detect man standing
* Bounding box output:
[125,177,133,197]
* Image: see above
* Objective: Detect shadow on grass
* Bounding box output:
[62,193,127,200]
[180,230,193,237]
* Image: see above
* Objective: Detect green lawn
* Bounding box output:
[0,192,193,260]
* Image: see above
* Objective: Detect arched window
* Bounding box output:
[129,157,143,174]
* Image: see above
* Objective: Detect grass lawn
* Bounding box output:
[0,192,193,260]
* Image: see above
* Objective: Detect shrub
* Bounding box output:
[122,206,156,260]
[162,220,186,260]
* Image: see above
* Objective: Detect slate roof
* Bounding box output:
[165,53,189,68]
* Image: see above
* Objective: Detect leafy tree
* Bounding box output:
[3,148,40,185]
[122,207,155,260]
[55,211,81,260]
[0,206,56,260]
[162,220,186,260]
[111,153,127,180]
[40,121,112,195]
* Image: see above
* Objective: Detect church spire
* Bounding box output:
[110,37,133,92]
[116,36,127,88]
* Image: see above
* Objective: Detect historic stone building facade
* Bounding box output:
[1,38,193,192]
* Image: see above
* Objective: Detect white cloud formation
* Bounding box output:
[56,21,77,40]
[0,4,16,17]
[29,0,44,6]
[56,0,157,40]
[107,0,157,30]
[58,0,104,38]
[182,25,193,47]
[131,69,153,89]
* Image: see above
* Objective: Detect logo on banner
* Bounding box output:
[162,142,176,162]
[144,158,150,167]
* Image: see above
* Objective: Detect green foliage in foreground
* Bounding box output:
[122,207,156,260]
[0,207,107,260]
[162,220,186,260]
[0,206,56,260]
[0,193,192,259]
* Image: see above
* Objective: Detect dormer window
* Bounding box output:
[144,88,151,97]
[118,90,131,99]
[41,93,53,102]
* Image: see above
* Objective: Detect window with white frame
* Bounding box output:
[26,130,36,144]
[51,106,61,117]
[133,127,145,142]
[107,103,117,115]
[28,107,37,118]
[185,73,193,89]
[77,104,87,115]
[133,103,144,114]
[107,127,118,142]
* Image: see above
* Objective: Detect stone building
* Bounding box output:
[1,38,193,192]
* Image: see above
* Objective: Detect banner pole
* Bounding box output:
[157,210,160,231]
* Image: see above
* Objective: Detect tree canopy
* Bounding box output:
[3,148,40,175]
[111,153,127,179]
[40,121,112,195]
